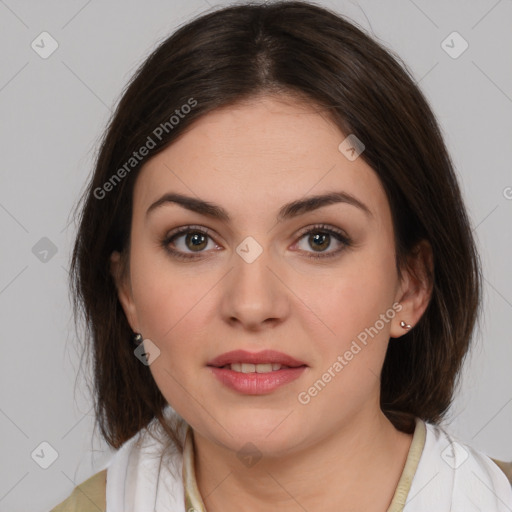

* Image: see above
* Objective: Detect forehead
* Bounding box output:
[133,94,389,226]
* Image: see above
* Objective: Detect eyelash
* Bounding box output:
[161,223,352,261]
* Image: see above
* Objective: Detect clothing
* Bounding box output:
[49,469,106,512]
[50,408,512,511]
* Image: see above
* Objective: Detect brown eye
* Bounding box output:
[308,232,331,252]
[294,224,352,260]
[184,232,208,251]
[162,226,218,260]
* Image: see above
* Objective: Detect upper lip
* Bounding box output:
[207,350,307,368]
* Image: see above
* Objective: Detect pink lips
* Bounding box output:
[207,349,308,395]
[207,349,306,368]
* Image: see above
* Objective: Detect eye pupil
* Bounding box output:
[187,232,207,251]
[310,233,329,251]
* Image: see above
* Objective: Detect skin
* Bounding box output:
[111,93,433,512]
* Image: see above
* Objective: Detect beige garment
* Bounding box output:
[50,469,106,512]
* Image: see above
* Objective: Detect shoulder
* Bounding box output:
[408,421,512,511]
[49,469,106,512]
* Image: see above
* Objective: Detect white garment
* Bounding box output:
[404,422,512,511]
[106,410,512,512]
[106,410,188,512]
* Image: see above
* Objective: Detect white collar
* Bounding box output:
[402,421,512,511]
[106,407,188,512]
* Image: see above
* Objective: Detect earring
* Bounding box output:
[400,321,412,330]
[132,332,143,346]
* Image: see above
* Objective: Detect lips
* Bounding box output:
[207,349,307,369]
[207,350,308,394]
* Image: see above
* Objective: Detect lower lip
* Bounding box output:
[209,366,307,395]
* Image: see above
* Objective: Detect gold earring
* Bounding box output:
[400,321,412,330]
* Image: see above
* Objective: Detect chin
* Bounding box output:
[201,411,309,457]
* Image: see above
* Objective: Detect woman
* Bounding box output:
[51,1,512,511]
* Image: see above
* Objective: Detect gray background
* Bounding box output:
[0,1,511,510]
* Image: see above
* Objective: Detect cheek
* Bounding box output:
[129,244,219,362]
[296,240,397,362]
[133,276,207,347]
[294,255,398,413]
[129,256,213,409]
[129,245,188,339]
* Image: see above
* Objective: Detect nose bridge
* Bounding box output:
[220,236,288,327]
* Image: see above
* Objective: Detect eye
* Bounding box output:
[162,225,219,260]
[161,223,352,261]
[293,224,352,259]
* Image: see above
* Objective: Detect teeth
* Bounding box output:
[255,363,272,373]
[229,363,288,373]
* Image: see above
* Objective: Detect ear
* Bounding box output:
[390,239,434,338]
[110,250,139,332]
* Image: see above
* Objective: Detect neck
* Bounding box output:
[192,407,414,512]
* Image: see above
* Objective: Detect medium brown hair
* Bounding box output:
[70,0,482,450]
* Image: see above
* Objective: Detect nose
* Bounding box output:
[219,243,290,331]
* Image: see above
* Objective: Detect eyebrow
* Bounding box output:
[146,190,373,222]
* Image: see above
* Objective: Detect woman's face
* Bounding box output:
[112,94,422,456]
